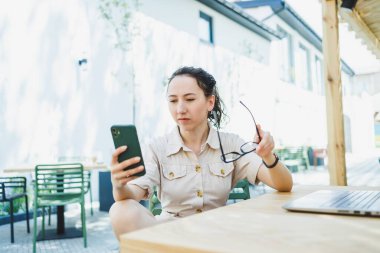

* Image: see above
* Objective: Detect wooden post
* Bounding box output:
[321,0,347,186]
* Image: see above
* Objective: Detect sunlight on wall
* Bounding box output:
[1,0,376,173]
[0,0,117,168]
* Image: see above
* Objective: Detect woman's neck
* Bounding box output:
[179,121,209,153]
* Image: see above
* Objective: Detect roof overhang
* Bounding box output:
[196,0,282,41]
[236,0,355,76]
[339,0,380,60]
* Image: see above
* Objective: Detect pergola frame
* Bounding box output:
[321,0,380,185]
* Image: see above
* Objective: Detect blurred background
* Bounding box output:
[1,0,379,193]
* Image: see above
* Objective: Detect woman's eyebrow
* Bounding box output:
[184,93,197,96]
[168,93,197,97]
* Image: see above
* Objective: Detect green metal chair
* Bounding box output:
[228,179,251,201]
[0,177,30,243]
[148,188,162,216]
[33,163,87,253]
[57,156,94,216]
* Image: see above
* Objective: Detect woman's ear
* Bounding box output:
[208,95,216,112]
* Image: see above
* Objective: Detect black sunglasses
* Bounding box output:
[213,101,261,163]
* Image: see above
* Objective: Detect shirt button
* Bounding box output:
[220,169,225,175]
[196,208,202,213]
[195,165,201,173]
[169,172,175,178]
[197,190,203,197]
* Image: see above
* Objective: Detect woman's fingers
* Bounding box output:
[255,128,275,157]
[111,146,127,165]
[116,165,144,179]
[111,156,141,173]
[119,156,141,170]
[110,149,143,188]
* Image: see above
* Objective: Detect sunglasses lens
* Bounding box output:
[241,142,258,153]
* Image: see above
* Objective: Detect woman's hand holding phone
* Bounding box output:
[110,146,145,189]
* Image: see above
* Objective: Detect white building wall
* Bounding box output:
[138,0,271,64]
[1,0,376,202]
[244,5,377,156]
[0,0,276,200]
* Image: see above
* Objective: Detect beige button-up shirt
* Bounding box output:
[129,124,262,220]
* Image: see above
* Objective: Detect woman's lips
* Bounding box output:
[178,118,190,122]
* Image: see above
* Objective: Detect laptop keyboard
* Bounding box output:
[322,191,380,209]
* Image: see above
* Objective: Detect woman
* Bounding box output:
[109,67,293,240]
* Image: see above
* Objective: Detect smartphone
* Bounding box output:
[110,125,146,177]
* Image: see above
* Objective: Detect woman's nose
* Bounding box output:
[177,102,186,114]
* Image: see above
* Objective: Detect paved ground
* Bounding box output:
[292,156,380,186]
[0,203,118,253]
[1,156,379,252]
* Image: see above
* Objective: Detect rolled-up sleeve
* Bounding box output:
[127,142,160,199]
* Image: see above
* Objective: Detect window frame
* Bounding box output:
[199,11,214,45]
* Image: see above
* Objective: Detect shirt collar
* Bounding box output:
[166,122,220,157]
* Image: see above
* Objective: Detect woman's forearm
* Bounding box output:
[267,162,293,192]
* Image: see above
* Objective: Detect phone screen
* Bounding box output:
[110,125,146,176]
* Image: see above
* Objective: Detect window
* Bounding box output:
[277,26,295,83]
[314,56,324,95]
[199,12,213,44]
[296,44,312,91]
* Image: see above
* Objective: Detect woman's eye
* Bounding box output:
[187,98,195,101]
[169,100,177,103]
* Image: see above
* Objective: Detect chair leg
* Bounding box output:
[81,201,87,247]
[42,207,45,239]
[10,200,14,243]
[33,204,38,253]
[25,195,30,233]
[48,206,51,225]
[89,185,93,216]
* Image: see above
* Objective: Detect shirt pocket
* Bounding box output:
[206,162,235,199]
[161,164,189,204]
[208,162,234,178]
[162,164,187,180]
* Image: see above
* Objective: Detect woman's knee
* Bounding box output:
[109,199,155,237]
[109,199,148,224]
[110,199,137,218]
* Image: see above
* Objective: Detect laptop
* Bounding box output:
[282,190,380,217]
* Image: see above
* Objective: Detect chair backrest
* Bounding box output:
[0,177,26,201]
[34,164,84,200]
[57,156,93,192]
[149,189,162,216]
[228,179,251,200]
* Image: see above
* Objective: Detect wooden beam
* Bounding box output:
[321,0,347,186]
[339,7,380,59]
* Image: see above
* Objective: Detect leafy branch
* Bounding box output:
[98,0,139,51]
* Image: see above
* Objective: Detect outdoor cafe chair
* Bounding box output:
[58,156,94,216]
[33,163,87,253]
[228,179,251,201]
[0,176,30,243]
[42,169,93,226]
[148,187,162,216]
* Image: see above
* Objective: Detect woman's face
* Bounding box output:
[167,75,215,132]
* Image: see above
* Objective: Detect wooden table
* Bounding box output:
[120,185,380,253]
[3,162,108,240]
